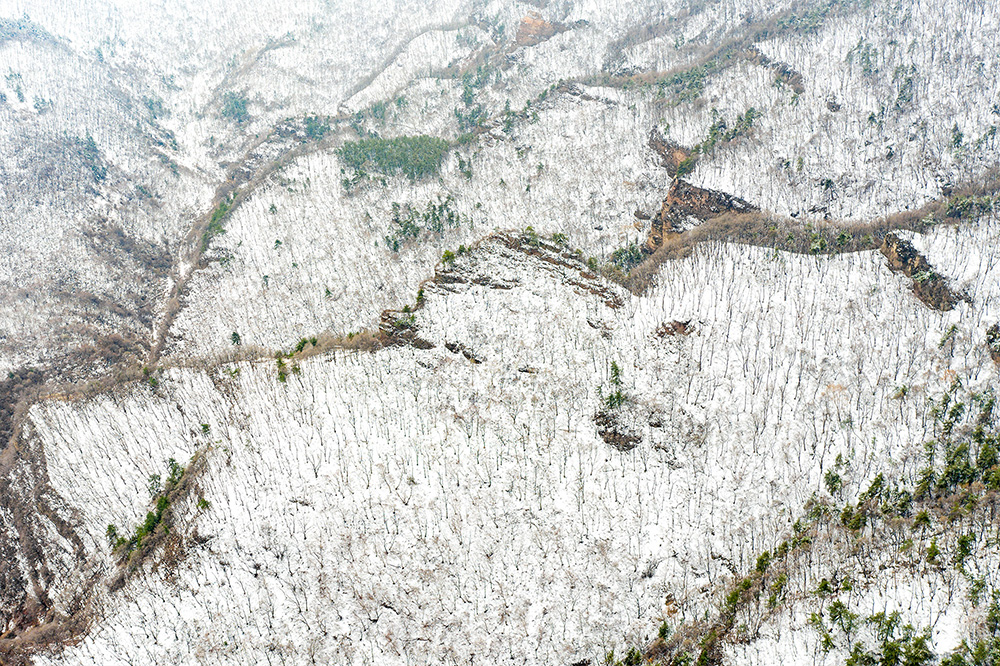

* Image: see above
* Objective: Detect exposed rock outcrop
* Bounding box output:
[382,230,627,352]
[445,342,484,364]
[594,410,640,451]
[880,233,967,311]
[515,12,568,46]
[656,320,694,337]
[745,45,805,94]
[378,310,434,349]
[647,180,757,251]
[987,324,1000,363]
[495,233,624,309]
[648,128,692,178]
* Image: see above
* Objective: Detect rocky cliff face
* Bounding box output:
[514,11,569,47]
[646,180,757,250]
[880,232,966,311]
[647,127,691,178]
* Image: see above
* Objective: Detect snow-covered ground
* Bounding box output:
[20,211,1000,664]
[680,0,1000,220]
[3,0,1000,663]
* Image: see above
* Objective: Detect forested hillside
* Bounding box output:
[1,1,998,664]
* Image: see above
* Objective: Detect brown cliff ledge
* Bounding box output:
[880,232,968,311]
[647,180,757,251]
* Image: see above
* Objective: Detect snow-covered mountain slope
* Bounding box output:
[10,215,1000,664]
[681,0,1000,220]
[159,0,1000,361]
[1,0,1000,664]
[0,0,480,375]
[0,17,200,375]
[167,92,672,356]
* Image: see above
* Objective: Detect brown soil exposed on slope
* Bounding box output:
[515,11,569,46]
[646,180,757,251]
[648,128,692,178]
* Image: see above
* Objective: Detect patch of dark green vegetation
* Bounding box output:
[382,195,471,253]
[158,153,179,177]
[915,386,1000,499]
[771,0,868,35]
[202,193,234,251]
[676,107,761,176]
[106,457,192,561]
[0,16,58,46]
[274,349,302,383]
[304,114,329,141]
[599,361,629,411]
[348,97,408,136]
[221,91,249,123]
[586,0,871,105]
[143,95,166,120]
[653,58,728,105]
[338,135,450,184]
[632,379,1000,666]
[455,63,495,132]
[76,133,107,182]
[291,336,318,355]
[946,194,998,219]
[4,71,24,102]
[609,242,646,272]
[808,607,936,666]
